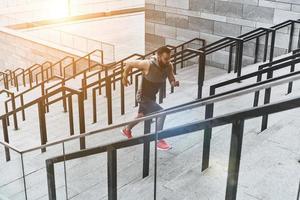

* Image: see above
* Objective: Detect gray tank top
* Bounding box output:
[140,57,171,100]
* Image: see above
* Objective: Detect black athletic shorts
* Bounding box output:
[138,98,163,115]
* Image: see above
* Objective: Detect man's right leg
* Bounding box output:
[121,112,144,138]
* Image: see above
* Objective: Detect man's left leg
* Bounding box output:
[149,102,171,151]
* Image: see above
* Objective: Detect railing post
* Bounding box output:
[107,147,117,200]
[82,72,88,100]
[5,102,10,126]
[261,70,273,131]
[92,88,98,123]
[38,100,47,153]
[46,160,56,200]
[253,67,263,107]
[20,94,26,121]
[297,179,300,200]
[106,77,113,125]
[78,91,86,150]
[269,29,276,62]
[288,21,295,53]
[225,119,244,200]
[2,117,10,161]
[14,72,19,91]
[287,50,297,94]
[143,120,151,178]
[98,72,102,95]
[197,51,205,99]
[120,62,125,115]
[202,87,215,171]
[254,37,260,63]
[235,39,244,78]
[181,45,184,68]
[228,45,233,73]
[62,80,67,112]
[263,32,269,62]
[11,93,18,130]
[68,96,74,136]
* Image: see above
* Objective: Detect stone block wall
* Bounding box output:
[145,0,300,69]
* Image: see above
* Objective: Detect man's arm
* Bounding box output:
[167,64,179,87]
[122,60,150,87]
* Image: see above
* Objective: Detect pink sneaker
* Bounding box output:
[121,128,132,139]
[157,140,171,151]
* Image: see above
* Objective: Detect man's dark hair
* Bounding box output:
[157,46,171,55]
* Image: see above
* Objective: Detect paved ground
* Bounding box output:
[0,54,300,200]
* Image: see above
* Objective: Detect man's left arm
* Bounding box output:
[167,63,179,87]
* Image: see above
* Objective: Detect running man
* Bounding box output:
[121,46,180,150]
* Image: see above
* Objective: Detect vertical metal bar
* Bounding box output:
[2,118,10,161]
[106,77,113,125]
[92,88,98,123]
[83,72,87,100]
[297,179,300,200]
[38,100,47,153]
[14,72,19,91]
[225,119,245,200]
[113,69,116,91]
[107,147,117,200]
[181,45,184,68]
[173,48,177,75]
[202,87,215,171]
[68,96,74,136]
[261,70,273,131]
[153,117,159,200]
[46,160,56,200]
[253,70,263,107]
[263,32,269,62]
[120,62,125,115]
[11,93,18,130]
[143,120,151,178]
[20,94,26,121]
[254,37,260,63]
[228,45,233,73]
[62,142,69,200]
[62,81,67,112]
[98,72,102,95]
[298,28,300,49]
[287,53,296,94]
[236,40,244,78]
[288,22,295,53]
[269,30,276,62]
[78,92,86,150]
[20,154,28,200]
[5,102,10,126]
[197,52,206,99]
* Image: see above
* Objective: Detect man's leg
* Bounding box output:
[126,112,144,130]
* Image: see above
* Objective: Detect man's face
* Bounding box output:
[158,52,171,67]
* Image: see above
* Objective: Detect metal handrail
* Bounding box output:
[46,91,300,200]
[18,69,300,154]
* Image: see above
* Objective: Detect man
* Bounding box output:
[121,46,179,150]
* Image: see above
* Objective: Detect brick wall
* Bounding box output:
[145,0,300,69]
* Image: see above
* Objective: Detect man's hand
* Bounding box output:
[122,76,130,87]
[171,80,179,87]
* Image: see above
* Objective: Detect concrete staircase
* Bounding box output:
[0,53,300,200]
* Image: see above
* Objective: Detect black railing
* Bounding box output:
[0,86,86,161]
[45,81,300,200]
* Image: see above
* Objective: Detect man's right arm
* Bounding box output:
[122,60,149,87]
